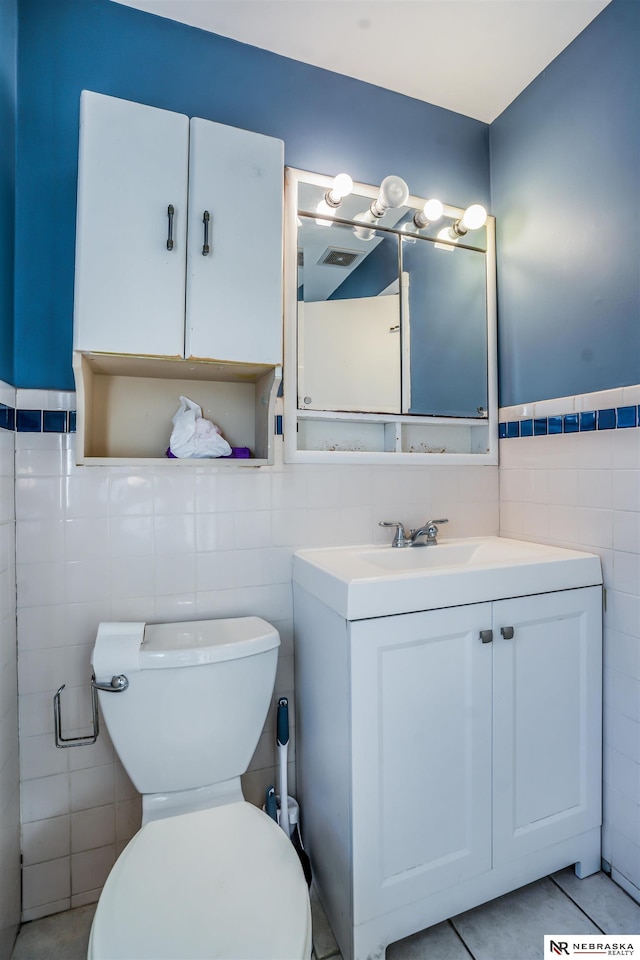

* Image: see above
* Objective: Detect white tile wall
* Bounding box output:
[500,387,640,901]
[0,380,20,956]
[14,401,500,919]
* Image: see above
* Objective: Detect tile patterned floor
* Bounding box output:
[10,869,640,960]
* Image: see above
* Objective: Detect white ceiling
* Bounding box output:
[113,0,610,122]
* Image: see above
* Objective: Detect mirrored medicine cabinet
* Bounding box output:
[283,167,498,464]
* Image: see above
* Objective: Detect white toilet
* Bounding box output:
[88,617,312,960]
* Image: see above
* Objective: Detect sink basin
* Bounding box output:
[293,537,602,619]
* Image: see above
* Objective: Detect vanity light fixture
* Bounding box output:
[449,203,487,238]
[353,174,410,240]
[413,198,444,230]
[315,172,353,224]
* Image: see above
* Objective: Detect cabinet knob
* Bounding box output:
[501,626,515,640]
[479,629,493,644]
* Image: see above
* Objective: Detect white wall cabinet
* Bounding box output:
[72,91,284,464]
[293,584,602,960]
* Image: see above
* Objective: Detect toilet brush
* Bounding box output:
[276,697,291,837]
[276,697,312,886]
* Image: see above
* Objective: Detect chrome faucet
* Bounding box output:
[379,521,412,548]
[379,518,448,547]
[410,518,448,546]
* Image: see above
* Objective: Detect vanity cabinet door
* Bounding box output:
[73,91,189,358]
[492,587,602,864]
[350,604,493,924]
[185,119,284,365]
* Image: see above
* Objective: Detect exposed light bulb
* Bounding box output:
[435,226,456,252]
[413,197,444,230]
[314,198,333,226]
[316,172,354,225]
[462,204,487,230]
[451,203,488,237]
[370,175,410,218]
[327,173,353,205]
[352,209,377,241]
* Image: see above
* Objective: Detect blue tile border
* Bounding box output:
[0,404,75,433]
[500,404,640,439]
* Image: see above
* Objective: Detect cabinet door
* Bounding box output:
[73,92,189,357]
[185,119,284,364]
[492,587,602,864]
[350,604,492,924]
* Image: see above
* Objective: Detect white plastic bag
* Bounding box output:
[169,396,232,459]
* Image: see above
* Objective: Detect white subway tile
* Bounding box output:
[621,385,640,406]
[63,475,110,519]
[71,844,116,896]
[16,389,48,409]
[71,804,116,854]
[109,473,152,516]
[65,558,110,605]
[270,471,308,510]
[153,593,197,621]
[613,552,640,598]
[22,816,70,866]
[20,734,69,781]
[22,856,70,911]
[115,798,142,843]
[64,518,110,561]
[16,520,65,565]
[194,472,236,513]
[21,774,69,823]
[233,510,272,549]
[613,510,640,554]
[109,516,153,557]
[153,470,196,514]
[109,555,154,600]
[153,513,196,554]
[578,470,612,509]
[232,471,272,512]
[17,605,66,650]
[613,471,640,513]
[153,552,196,597]
[15,477,63,521]
[70,764,115,813]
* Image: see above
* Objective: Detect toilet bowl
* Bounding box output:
[88,617,311,960]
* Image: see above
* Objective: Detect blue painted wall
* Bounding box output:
[15,0,489,389]
[0,0,16,385]
[491,0,639,407]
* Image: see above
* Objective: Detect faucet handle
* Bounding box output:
[427,518,449,526]
[379,521,410,547]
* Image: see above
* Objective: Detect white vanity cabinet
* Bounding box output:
[72,91,284,464]
[293,579,602,960]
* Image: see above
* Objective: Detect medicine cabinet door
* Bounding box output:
[73,90,189,358]
[185,120,284,365]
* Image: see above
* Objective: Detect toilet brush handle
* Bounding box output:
[277,698,291,837]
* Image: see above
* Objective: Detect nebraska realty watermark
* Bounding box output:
[545,936,640,956]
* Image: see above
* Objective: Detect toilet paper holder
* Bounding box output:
[54,673,129,748]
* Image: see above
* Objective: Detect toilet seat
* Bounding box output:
[88,802,312,960]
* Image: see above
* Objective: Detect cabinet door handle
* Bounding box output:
[202,210,210,255]
[479,629,493,644]
[167,204,175,251]
[501,626,515,640]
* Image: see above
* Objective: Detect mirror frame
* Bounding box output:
[283,167,498,465]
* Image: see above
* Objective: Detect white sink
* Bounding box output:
[292,536,602,619]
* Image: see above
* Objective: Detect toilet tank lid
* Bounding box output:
[140,617,280,668]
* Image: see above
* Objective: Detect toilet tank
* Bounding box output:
[91,618,279,795]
